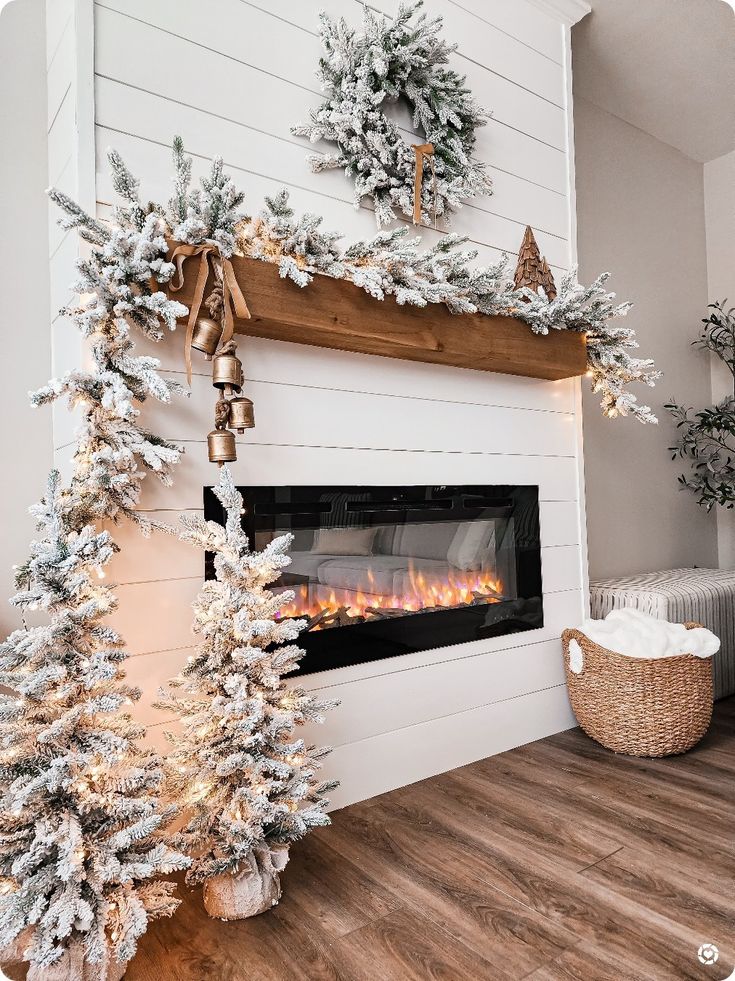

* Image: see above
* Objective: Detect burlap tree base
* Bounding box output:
[0,925,34,969]
[26,941,127,981]
[203,843,290,920]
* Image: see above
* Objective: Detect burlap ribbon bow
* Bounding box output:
[412,142,437,227]
[167,241,251,384]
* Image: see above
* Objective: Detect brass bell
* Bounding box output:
[212,350,243,393]
[207,427,237,465]
[191,317,223,359]
[228,395,255,433]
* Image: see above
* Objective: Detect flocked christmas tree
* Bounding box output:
[0,474,187,976]
[0,147,193,977]
[157,467,337,920]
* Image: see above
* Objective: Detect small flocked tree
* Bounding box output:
[158,467,338,920]
[0,475,187,976]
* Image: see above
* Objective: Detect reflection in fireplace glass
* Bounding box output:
[204,485,543,675]
[274,518,509,630]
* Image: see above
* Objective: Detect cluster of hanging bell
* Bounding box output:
[191,316,255,465]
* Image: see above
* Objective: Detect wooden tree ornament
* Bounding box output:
[513,226,556,300]
[539,256,557,301]
[514,226,542,291]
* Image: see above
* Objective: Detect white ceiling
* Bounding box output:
[572,0,735,163]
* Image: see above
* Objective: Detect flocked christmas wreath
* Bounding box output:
[292,1,492,227]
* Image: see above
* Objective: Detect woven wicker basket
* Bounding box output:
[562,622,713,757]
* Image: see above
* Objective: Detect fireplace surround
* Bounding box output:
[204,484,543,675]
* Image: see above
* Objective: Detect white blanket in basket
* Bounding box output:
[580,609,720,661]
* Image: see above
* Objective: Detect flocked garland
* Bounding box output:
[0,155,194,970]
[93,136,656,424]
[238,189,659,423]
[292,1,492,226]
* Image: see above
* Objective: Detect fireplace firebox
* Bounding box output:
[204,484,543,675]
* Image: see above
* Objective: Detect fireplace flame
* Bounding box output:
[274,563,504,630]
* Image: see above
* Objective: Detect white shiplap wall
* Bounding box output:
[47,0,96,468]
[55,0,589,808]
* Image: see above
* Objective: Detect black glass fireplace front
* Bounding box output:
[204,484,543,676]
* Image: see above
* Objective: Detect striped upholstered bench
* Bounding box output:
[590,568,735,700]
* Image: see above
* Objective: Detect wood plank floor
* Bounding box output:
[18,700,735,980]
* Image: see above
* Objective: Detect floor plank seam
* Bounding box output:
[575,844,625,874]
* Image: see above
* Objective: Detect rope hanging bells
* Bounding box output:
[208,392,237,465]
[207,341,249,465]
[190,317,223,359]
[228,396,255,433]
[212,342,244,393]
[207,424,237,465]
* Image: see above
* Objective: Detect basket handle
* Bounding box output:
[566,636,585,675]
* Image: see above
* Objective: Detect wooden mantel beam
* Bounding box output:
[172,255,587,382]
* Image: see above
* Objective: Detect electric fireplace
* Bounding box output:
[204,484,543,675]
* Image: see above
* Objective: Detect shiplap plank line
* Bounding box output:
[320,684,575,808]
[47,85,75,186]
[447,0,563,64]
[300,639,567,747]
[46,18,75,129]
[48,156,76,258]
[137,444,582,512]
[132,333,577,413]
[95,127,568,273]
[95,75,569,253]
[111,547,580,657]
[106,500,579,586]
[141,680,576,808]
[117,587,582,695]
[46,0,74,67]
[96,0,565,147]
[140,376,577,458]
[93,3,570,196]
[49,234,79,317]
[121,588,583,690]
[125,637,567,738]
[358,0,565,105]
[243,0,564,65]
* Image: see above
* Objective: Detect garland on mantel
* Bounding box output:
[100,136,655,423]
[238,190,660,425]
[87,138,664,426]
